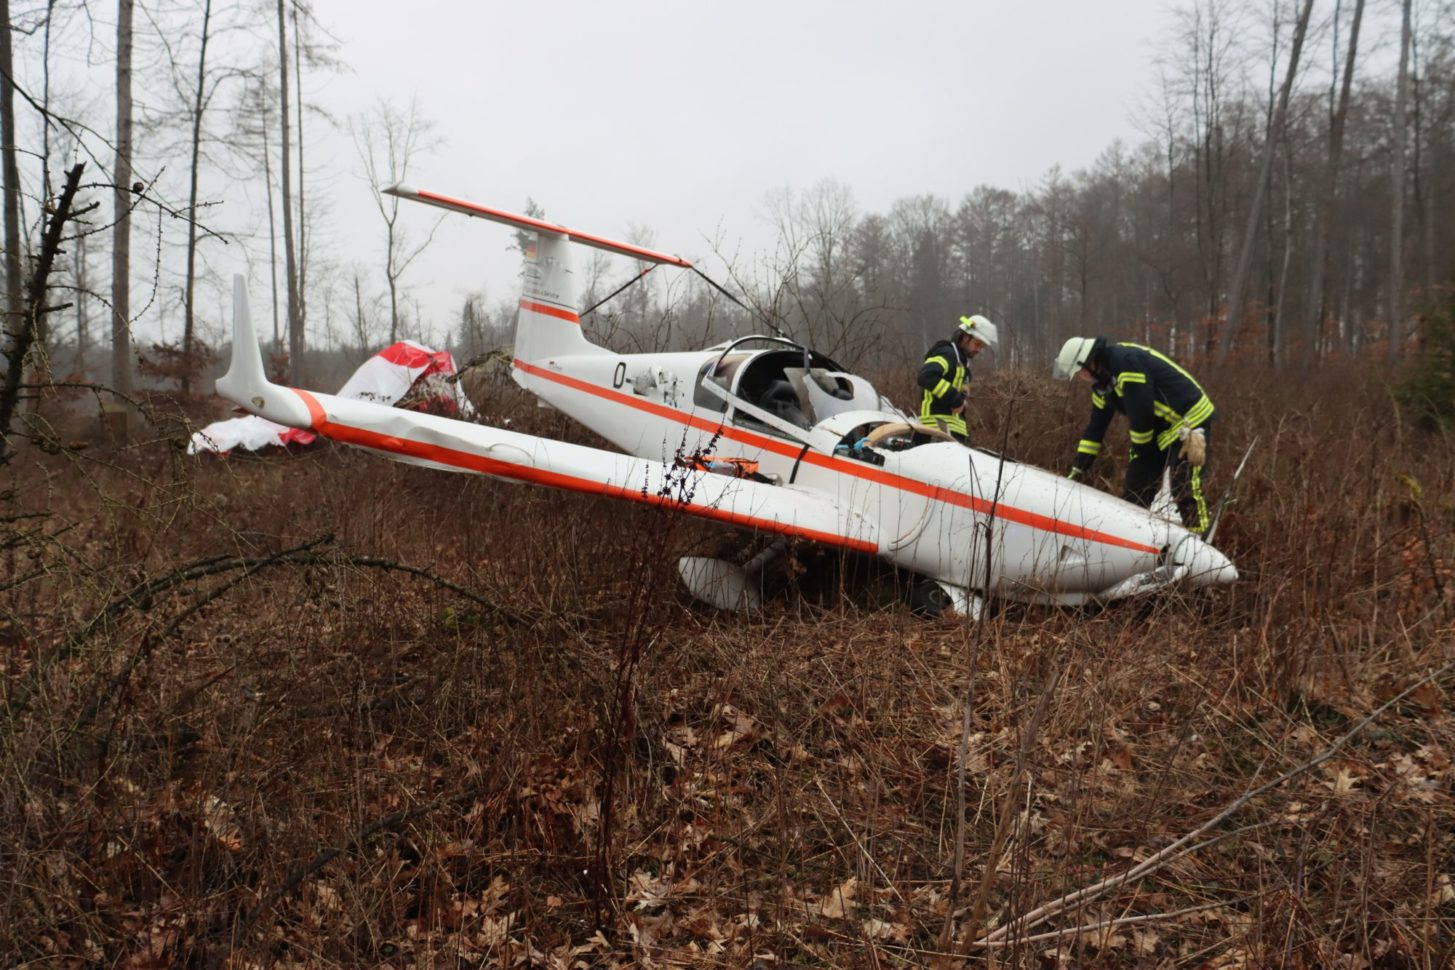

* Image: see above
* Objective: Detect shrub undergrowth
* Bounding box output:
[1,358,1452,967]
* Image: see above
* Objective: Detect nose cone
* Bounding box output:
[1180,535,1238,586]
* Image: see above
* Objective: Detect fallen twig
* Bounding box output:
[970,900,1228,949]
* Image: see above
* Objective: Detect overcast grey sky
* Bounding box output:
[298,0,1183,342]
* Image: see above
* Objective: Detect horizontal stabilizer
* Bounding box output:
[385,185,694,268]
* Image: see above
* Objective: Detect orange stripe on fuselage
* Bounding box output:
[519,299,580,323]
[287,389,875,555]
[511,359,1161,555]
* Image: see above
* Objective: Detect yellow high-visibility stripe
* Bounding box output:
[1190,465,1208,533]
[922,349,966,424]
[1130,428,1155,445]
[1185,395,1215,425]
[920,396,966,428]
[925,413,967,436]
[1114,372,1147,394]
[1118,342,1208,395]
[1077,440,1102,456]
[1120,386,1215,451]
[1152,401,1180,422]
[1092,391,1107,409]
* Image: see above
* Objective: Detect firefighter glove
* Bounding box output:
[1179,426,1207,467]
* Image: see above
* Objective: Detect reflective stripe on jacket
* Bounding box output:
[1071,342,1214,475]
[917,339,969,437]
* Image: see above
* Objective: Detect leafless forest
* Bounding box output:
[2,0,1455,966]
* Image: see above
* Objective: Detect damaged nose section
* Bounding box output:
[1176,534,1238,586]
[1094,531,1239,602]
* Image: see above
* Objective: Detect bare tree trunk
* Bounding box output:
[74,234,88,373]
[352,271,369,351]
[1341,237,1355,353]
[1419,113,1435,308]
[260,97,280,348]
[112,0,134,397]
[1222,0,1315,363]
[1304,0,1364,368]
[1409,31,1435,304]
[292,3,307,342]
[277,0,302,382]
[387,273,398,343]
[0,0,21,332]
[1217,0,1314,363]
[1263,0,1281,367]
[181,0,212,394]
[1387,0,1411,364]
[1184,1,1232,354]
[0,163,84,462]
[352,99,441,347]
[1272,143,1294,368]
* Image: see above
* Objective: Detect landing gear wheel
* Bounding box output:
[907,578,953,618]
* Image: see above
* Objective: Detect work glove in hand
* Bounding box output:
[1178,427,1207,467]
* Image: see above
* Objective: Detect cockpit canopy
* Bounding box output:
[693,336,897,433]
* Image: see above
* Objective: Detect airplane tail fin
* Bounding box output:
[216,275,268,405]
[384,186,693,367]
[215,275,312,428]
[514,227,599,365]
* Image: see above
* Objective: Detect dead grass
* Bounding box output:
[1,359,1452,968]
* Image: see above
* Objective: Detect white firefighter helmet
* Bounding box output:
[957,314,999,350]
[1053,336,1097,380]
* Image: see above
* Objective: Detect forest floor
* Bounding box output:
[2,362,1452,968]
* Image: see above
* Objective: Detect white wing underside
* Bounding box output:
[286,388,881,556]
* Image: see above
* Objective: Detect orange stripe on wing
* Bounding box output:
[288,388,875,555]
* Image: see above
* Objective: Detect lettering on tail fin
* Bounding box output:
[512,229,602,366]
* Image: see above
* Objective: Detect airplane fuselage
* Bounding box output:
[214,187,1237,615]
[514,345,1213,605]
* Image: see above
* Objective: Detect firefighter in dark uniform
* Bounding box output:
[1053,336,1215,534]
[917,314,1000,443]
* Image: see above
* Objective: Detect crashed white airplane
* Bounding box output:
[215,187,1236,617]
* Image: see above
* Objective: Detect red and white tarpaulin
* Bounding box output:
[189,340,469,455]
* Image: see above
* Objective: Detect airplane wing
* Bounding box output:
[293,386,879,554]
[215,280,878,557]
